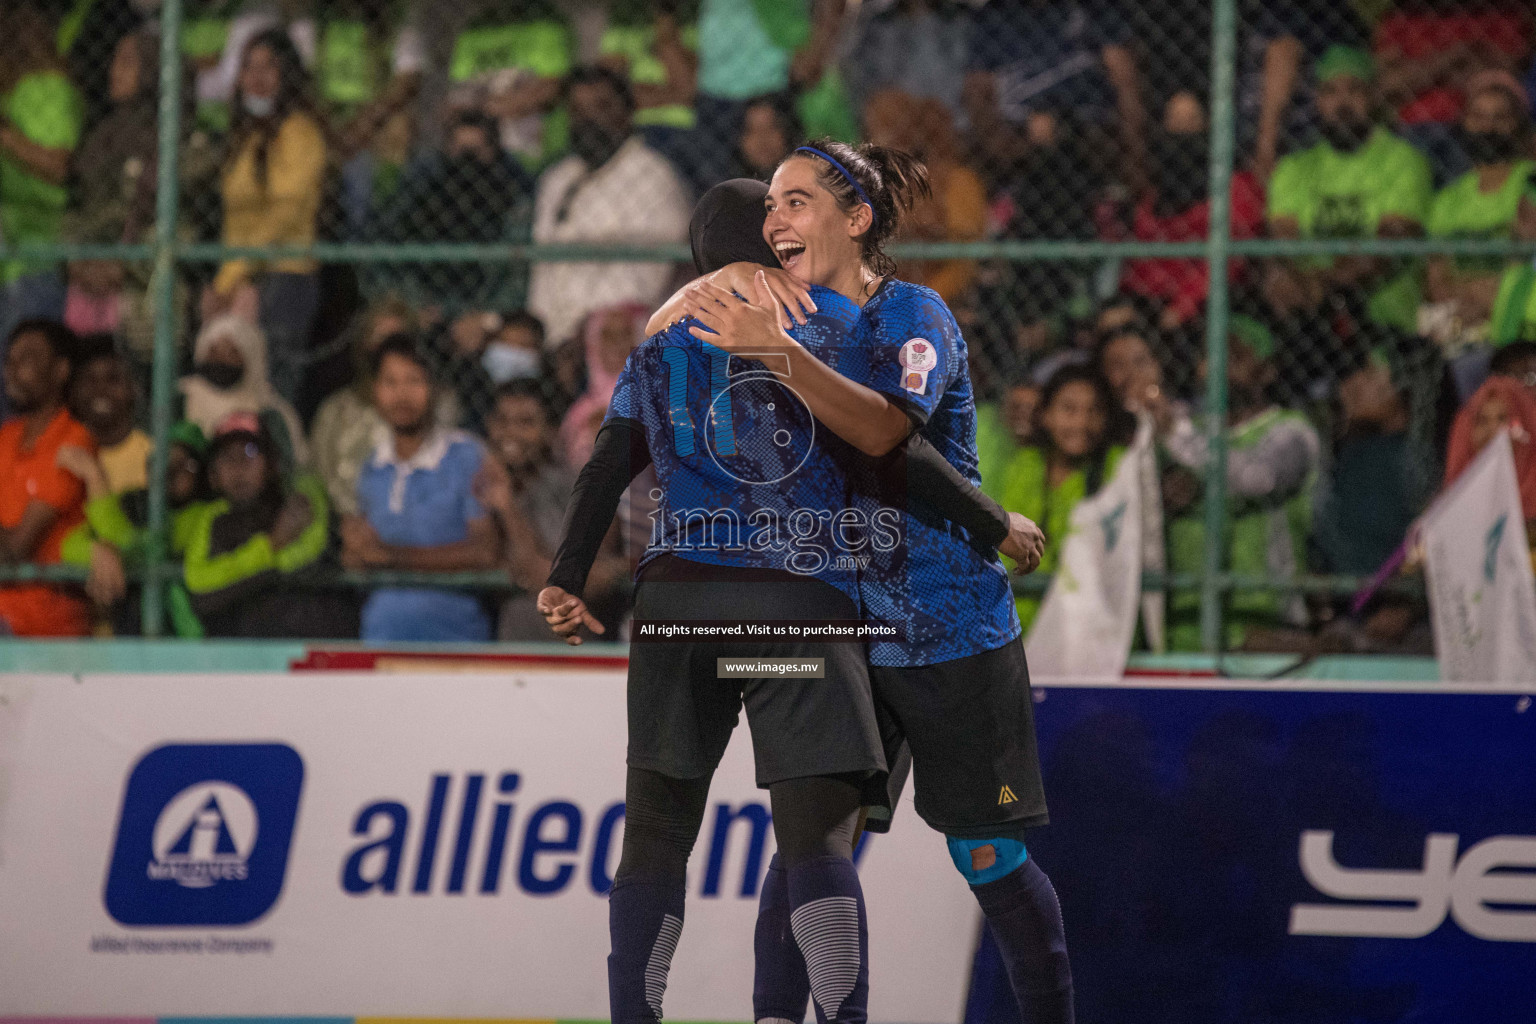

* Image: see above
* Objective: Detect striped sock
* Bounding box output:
[786,856,868,1024]
[608,878,686,1024]
[754,853,810,1023]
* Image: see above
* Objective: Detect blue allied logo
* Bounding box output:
[104,743,304,926]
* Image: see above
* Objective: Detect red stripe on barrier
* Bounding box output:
[290,649,631,672]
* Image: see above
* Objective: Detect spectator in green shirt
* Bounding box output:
[1488,183,1536,346]
[693,0,850,186]
[995,364,1129,631]
[59,420,213,637]
[1422,69,1535,397]
[1263,46,1432,400]
[183,412,356,639]
[975,376,1040,503]
[0,4,84,394]
[1161,317,1322,652]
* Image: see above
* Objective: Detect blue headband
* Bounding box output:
[795,146,877,227]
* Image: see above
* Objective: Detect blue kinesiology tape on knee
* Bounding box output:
[946,836,1029,887]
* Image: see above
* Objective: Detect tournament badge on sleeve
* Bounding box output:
[899,338,937,394]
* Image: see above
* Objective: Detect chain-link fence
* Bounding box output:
[2,0,1535,651]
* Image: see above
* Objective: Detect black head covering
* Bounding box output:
[690,178,777,276]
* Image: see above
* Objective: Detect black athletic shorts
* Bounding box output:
[626,555,887,789]
[862,635,1048,840]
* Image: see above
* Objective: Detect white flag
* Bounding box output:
[1026,429,1148,680]
[1421,430,1536,683]
[1133,414,1167,653]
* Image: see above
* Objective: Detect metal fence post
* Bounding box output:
[141,0,186,637]
[1199,0,1239,653]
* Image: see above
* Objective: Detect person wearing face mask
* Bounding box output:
[178,314,310,471]
[1424,72,1536,375]
[204,29,328,409]
[479,310,546,384]
[527,65,690,350]
[1264,47,1432,353]
[1117,89,1267,333]
[372,109,532,309]
[435,305,545,433]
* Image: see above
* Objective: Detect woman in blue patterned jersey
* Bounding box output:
[680,141,1076,1024]
[540,171,1046,1024]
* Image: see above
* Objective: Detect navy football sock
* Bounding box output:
[786,855,868,1024]
[609,877,687,1024]
[754,853,810,1024]
[970,859,1074,1024]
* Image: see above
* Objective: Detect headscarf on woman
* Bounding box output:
[179,315,310,469]
[1443,374,1536,518]
[558,302,649,468]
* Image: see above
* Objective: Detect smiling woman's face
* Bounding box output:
[763,156,866,287]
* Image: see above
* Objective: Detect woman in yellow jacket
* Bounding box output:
[203,29,328,409]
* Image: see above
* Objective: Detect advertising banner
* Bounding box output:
[1006,680,1536,1024]
[0,671,977,1022]
[5,672,1532,1024]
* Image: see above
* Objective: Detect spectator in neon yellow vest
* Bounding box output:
[0,3,83,384]
[185,412,357,639]
[450,0,573,170]
[1488,183,1536,345]
[1424,72,1535,339]
[996,364,1128,632]
[975,377,1040,504]
[314,0,424,125]
[316,0,426,238]
[693,0,855,185]
[1263,46,1432,339]
[601,0,699,132]
[59,420,213,638]
[1161,316,1322,652]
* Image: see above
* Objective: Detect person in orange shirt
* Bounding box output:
[0,318,93,636]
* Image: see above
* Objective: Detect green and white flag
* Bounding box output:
[1422,430,1536,683]
[1026,424,1149,680]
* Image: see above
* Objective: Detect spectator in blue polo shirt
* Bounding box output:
[343,334,500,642]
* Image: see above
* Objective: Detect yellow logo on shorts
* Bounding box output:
[998,785,1018,805]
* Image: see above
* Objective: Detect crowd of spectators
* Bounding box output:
[4,0,1536,654]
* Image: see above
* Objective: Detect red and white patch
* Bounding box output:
[899,338,937,372]
[899,338,935,393]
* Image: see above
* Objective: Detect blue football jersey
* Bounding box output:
[846,280,1022,667]
[605,285,866,600]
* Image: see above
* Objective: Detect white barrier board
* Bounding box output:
[0,671,977,1022]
